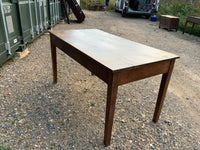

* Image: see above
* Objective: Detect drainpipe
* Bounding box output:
[28,0,34,39]
[34,0,39,34]
[0,0,11,55]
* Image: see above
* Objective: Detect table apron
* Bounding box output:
[116,60,171,86]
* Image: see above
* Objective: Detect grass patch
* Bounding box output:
[0,146,11,150]
[157,0,200,36]
[51,142,56,146]
[80,0,199,36]
[80,0,115,11]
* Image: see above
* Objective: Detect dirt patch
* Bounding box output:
[0,10,200,149]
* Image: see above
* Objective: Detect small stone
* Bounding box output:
[18,119,24,124]
[164,120,171,126]
[142,114,145,118]
[150,143,154,148]
[145,127,151,132]
[35,144,40,148]
[8,117,13,120]
[121,120,125,123]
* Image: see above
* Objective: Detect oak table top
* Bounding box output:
[49,29,179,146]
[50,29,178,71]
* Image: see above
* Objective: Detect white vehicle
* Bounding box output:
[115,0,159,18]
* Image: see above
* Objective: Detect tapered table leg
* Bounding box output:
[182,21,187,34]
[153,59,175,122]
[104,79,118,146]
[50,41,57,84]
[190,23,195,35]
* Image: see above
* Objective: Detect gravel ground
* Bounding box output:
[0,10,200,149]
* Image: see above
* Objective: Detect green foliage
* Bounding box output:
[158,0,200,36]
[51,142,56,146]
[0,146,11,150]
[11,118,18,125]
[80,0,115,11]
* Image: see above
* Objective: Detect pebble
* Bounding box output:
[145,127,151,132]
[8,117,13,120]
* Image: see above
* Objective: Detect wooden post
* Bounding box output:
[182,21,188,34]
[190,23,195,35]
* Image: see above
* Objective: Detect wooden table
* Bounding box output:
[49,29,179,146]
[159,15,179,31]
[183,16,200,35]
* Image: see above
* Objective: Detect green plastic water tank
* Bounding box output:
[0,0,21,65]
[17,0,40,44]
[49,0,56,27]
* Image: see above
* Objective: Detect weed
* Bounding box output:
[12,54,17,62]
[84,89,88,93]
[67,103,74,106]
[46,122,50,126]
[55,111,60,115]
[51,142,56,146]
[18,139,22,143]
[11,118,18,125]
[91,102,96,106]
[68,142,73,146]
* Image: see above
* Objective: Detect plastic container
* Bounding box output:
[150,15,157,22]
[0,0,21,65]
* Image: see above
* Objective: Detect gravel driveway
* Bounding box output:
[0,10,200,149]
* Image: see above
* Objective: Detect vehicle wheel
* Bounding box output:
[115,4,118,12]
[121,10,127,17]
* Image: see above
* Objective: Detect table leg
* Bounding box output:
[182,21,188,34]
[104,81,118,146]
[190,23,195,35]
[51,42,57,83]
[153,59,175,122]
